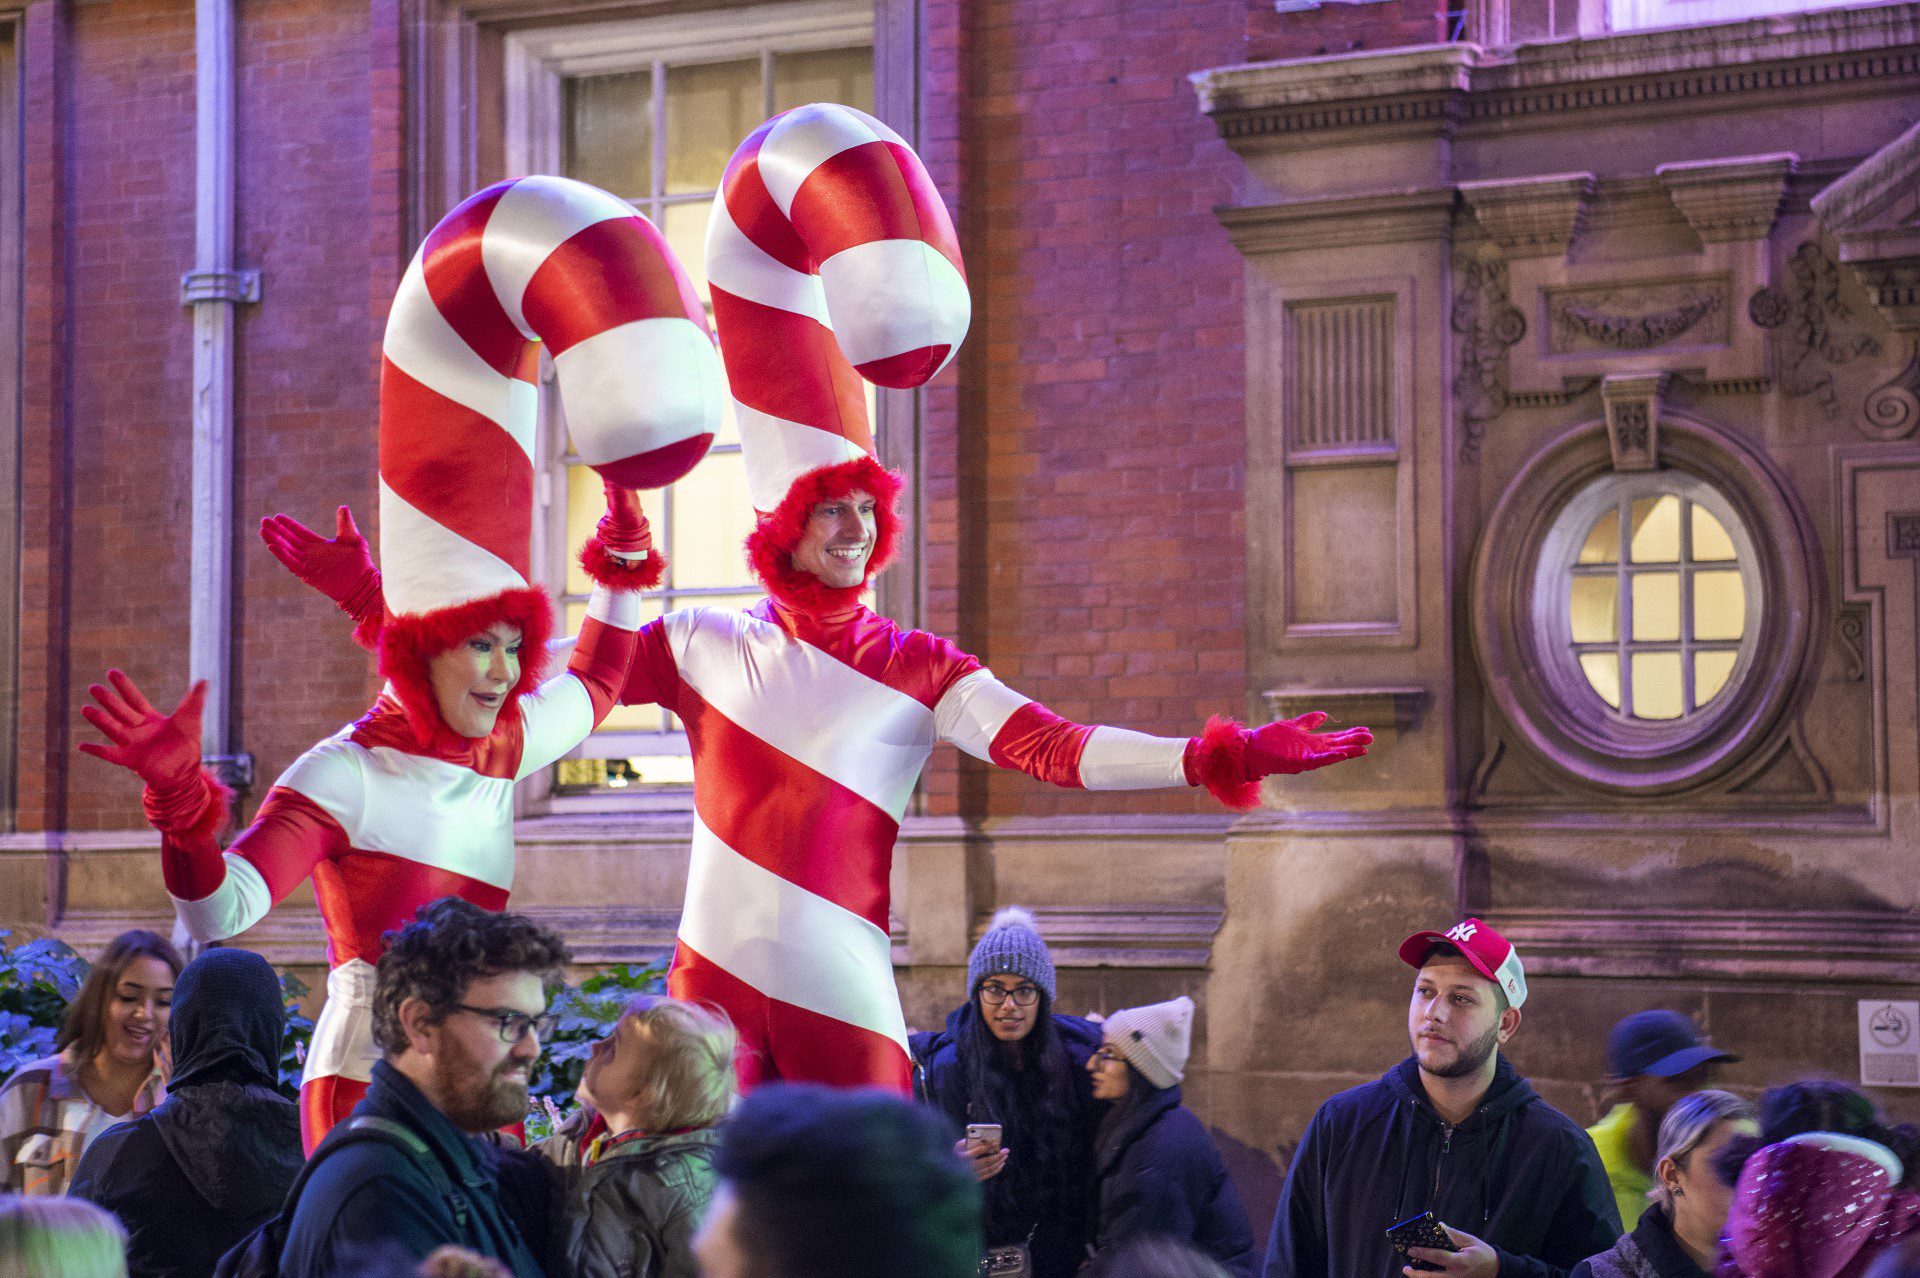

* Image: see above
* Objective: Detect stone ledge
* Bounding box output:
[1497,908,1920,985]
[1218,188,1458,254]
[973,906,1226,970]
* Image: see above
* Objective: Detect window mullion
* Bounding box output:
[1616,500,1632,718]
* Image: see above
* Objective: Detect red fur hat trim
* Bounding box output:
[578,537,668,592]
[745,456,905,615]
[376,586,554,748]
[1186,715,1261,811]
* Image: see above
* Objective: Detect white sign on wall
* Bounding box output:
[1859,1000,1920,1089]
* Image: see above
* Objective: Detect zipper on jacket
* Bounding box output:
[1432,1125,1453,1202]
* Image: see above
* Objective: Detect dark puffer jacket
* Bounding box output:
[557,1127,720,1278]
[912,1008,1105,1278]
[1088,1083,1257,1278]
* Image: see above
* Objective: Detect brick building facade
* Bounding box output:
[3,0,1919,1240]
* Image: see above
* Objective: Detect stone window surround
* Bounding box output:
[1471,412,1820,796]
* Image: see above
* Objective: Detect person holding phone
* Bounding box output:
[911,909,1105,1278]
[1262,920,1620,1278]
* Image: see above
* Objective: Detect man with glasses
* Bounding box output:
[279,897,567,1277]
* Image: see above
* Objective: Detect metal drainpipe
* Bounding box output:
[181,0,257,792]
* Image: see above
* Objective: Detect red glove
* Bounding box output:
[1184,713,1373,811]
[595,481,652,560]
[78,671,207,792]
[578,480,666,590]
[259,506,383,639]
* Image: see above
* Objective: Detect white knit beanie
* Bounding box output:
[1103,995,1194,1089]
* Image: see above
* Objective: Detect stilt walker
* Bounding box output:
[80,176,725,1148]
[270,105,1374,1095]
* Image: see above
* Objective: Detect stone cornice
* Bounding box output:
[1499,908,1920,985]
[1195,4,1920,145]
[1459,173,1593,258]
[1218,187,1457,254]
[1656,153,1794,243]
[973,906,1225,970]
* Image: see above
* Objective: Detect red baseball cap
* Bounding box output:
[1399,918,1528,1009]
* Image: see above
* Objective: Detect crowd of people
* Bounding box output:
[0,904,1913,1278]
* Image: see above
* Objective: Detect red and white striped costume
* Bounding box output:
[633,598,1193,1091]
[146,175,722,1146]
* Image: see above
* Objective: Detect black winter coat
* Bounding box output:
[1263,1054,1621,1278]
[1568,1203,1709,1278]
[912,1008,1105,1278]
[1089,1084,1257,1277]
[70,1081,302,1278]
[278,1061,545,1278]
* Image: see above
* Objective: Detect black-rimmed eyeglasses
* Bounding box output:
[978,984,1040,1008]
[450,1005,556,1044]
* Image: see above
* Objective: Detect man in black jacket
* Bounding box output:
[1262,918,1620,1278]
[278,897,566,1277]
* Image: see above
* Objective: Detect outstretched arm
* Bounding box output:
[78,671,348,941]
[933,668,1370,809]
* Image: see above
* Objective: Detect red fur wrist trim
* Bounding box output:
[341,571,384,651]
[578,536,667,591]
[141,768,235,842]
[1186,715,1261,812]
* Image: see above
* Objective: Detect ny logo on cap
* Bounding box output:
[1446,921,1478,944]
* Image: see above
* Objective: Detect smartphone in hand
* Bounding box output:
[1385,1212,1456,1272]
[965,1123,1003,1154]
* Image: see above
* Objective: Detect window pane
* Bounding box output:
[1695,651,1738,706]
[772,46,873,114]
[1630,652,1684,720]
[670,454,757,589]
[567,465,666,596]
[1693,570,1745,641]
[566,71,653,198]
[1577,508,1619,564]
[662,200,713,305]
[1629,495,1681,563]
[1579,653,1621,709]
[665,59,760,195]
[1631,572,1680,642]
[1691,504,1737,561]
[1569,575,1618,643]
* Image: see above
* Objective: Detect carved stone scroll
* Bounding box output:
[1862,339,1920,441]
[1453,251,1525,462]
[1773,240,1882,417]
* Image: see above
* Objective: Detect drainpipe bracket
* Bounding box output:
[202,752,255,791]
[181,269,261,306]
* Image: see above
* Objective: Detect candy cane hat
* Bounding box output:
[378,175,725,738]
[705,103,969,608]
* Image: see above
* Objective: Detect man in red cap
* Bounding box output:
[1263,918,1619,1278]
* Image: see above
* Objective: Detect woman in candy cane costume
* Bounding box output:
[79,176,725,1148]
[275,106,1372,1094]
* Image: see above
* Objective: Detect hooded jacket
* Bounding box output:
[70,948,303,1278]
[912,1007,1105,1278]
[1570,1202,1709,1278]
[1718,1133,1920,1278]
[1090,1082,1258,1277]
[1262,1054,1621,1278]
[554,1126,719,1278]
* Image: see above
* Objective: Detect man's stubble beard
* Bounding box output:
[1422,1022,1501,1080]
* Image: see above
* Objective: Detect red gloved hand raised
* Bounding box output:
[259,506,383,641]
[78,671,207,791]
[1184,712,1373,811]
[578,479,666,590]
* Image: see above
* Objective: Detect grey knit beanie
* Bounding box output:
[967,906,1056,1001]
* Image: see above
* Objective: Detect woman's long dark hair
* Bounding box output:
[1714,1078,1920,1191]
[956,991,1093,1238]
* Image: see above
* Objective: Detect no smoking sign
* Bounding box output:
[1859,1000,1920,1088]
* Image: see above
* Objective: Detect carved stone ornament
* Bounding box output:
[1748,287,1789,329]
[1554,291,1723,351]
[1892,511,1920,560]
[1601,373,1664,471]
[1836,604,1868,682]
[1654,154,1795,244]
[1863,338,1920,441]
[1458,173,1594,260]
[1453,250,1526,462]
[1773,240,1882,416]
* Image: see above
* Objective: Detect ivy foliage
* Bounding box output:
[0,931,88,1080]
[523,960,668,1141]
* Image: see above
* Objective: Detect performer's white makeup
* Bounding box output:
[791,488,878,589]
[427,622,523,738]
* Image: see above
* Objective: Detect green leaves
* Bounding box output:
[0,930,89,1080]
[522,960,668,1141]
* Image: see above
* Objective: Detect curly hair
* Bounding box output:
[370,898,569,1057]
[1713,1078,1920,1191]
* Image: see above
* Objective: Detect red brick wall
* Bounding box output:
[923,0,1254,818]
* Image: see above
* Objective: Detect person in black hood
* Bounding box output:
[1262,918,1620,1278]
[70,945,302,1278]
[910,907,1103,1278]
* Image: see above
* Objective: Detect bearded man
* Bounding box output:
[1262,919,1620,1278]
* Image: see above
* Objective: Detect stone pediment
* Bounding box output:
[1813,120,1920,333]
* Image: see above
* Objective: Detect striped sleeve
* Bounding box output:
[175,786,352,942]
[934,670,1189,791]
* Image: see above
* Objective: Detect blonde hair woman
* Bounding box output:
[0,1194,127,1278]
[540,996,737,1278]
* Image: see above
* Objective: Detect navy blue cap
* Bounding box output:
[1607,1010,1738,1079]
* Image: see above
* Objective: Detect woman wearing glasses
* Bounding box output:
[1084,997,1255,1277]
[910,908,1104,1278]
